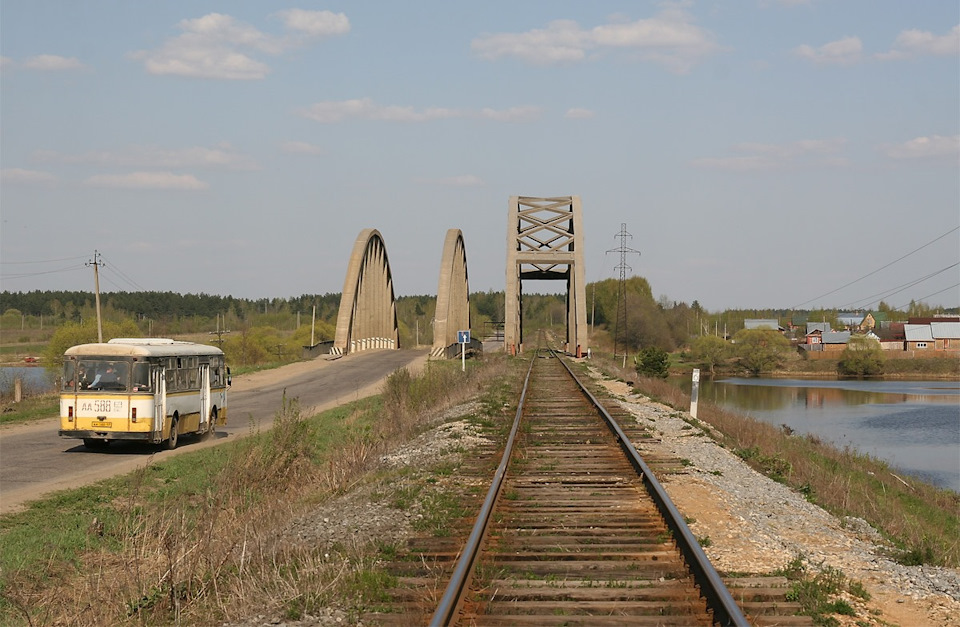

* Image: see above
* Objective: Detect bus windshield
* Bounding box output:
[73,359,130,392]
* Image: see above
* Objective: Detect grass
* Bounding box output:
[775,554,871,626]
[0,393,58,425]
[0,354,512,626]
[594,355,960,568]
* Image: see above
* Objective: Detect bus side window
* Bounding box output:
[133,363,152,392]
[63,361,76,391]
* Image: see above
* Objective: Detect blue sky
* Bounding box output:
[2,1,958,311]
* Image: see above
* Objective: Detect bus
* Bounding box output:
[59,338,229,450]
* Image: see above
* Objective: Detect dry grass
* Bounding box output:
[1,355,507,626]
[592,355,960,568]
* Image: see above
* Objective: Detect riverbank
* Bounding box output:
[593,354,960,569]
[673,353,960,380]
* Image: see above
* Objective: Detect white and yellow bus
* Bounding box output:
[59,338,229,450]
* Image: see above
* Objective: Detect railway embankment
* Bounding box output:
[2,352,957,626]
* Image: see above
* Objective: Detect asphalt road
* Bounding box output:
[0,349,427,514]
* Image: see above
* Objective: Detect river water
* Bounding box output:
[671,376,960,493]
[0,366,56,396]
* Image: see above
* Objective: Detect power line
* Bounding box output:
[893,283,960,311]
[841,263,960,311]
[0,264,86,280]
[99,255,147,292]
[790,225,960,309]
[0,254,89,265]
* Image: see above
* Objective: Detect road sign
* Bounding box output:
[458,330,470,344]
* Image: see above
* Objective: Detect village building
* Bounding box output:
[744,319,783,332]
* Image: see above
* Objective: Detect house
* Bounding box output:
[804,329,824,346]
[837,312,864,329]
[905,324,934,350]
[875,322,905,350]
[930,322,960,350]
[806,322,831,334]
[744,319,783,332]
[821,331,851,352]
[859,313,878,332]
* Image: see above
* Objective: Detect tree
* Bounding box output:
[733,328,791,375]
[689,335,730,375]
[42,319,142,371]
[838,335,885,377]
[636,346,670,378]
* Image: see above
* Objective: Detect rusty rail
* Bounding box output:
[430,349,536,626]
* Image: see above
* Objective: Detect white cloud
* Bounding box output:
[794,36,862,65]
[22,54,85,71]
[877,25,959,60]
[299,98,541,123]
[471,7,719,73]
[33,143,258,170]
[693,138,849,170]
[84,172,208,190]
[880,135,960,160]
[565,108,595,119]
[434,175,484,187]
[280,140,324,155]
[0,168,57,184]
[478,106,541,122]
[274,9,350,37]
[132,11,349,80]
[1,56,14,69]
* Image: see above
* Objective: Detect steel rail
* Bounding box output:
[553,351,749,626]
[429,350,538,626]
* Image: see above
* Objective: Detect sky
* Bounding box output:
[1,1,958,312]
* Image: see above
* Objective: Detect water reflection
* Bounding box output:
[669,376,960,492]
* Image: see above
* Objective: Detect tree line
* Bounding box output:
[5,286,956,374]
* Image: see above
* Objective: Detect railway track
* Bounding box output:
[432,350,746,625]
[368,349,812,625]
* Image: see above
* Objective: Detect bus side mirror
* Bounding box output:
[226,367,232,387]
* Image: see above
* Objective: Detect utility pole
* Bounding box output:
[87,250,104,343]
[209,313,231,348]
[606,224,641,361]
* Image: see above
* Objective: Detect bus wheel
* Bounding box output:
[165,416,179,450]
[83,438,108,449]
[204,409,217,439]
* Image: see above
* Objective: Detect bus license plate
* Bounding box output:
[91,421,112,428]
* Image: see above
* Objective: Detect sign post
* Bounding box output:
[457,330,470,372]
[690,368,700,419]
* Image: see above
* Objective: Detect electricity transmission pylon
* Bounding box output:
[606,224,640,360]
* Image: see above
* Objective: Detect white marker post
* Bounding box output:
[458,330,470,372]
[690,368,700,419]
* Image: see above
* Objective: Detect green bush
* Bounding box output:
[635,346,670,378]
[837,335,885,377]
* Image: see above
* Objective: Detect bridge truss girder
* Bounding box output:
[505,195,588,356]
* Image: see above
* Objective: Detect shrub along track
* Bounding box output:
[366,351,812,625]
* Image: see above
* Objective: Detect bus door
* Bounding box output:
[199,365,211,433]
[153,366,166,443]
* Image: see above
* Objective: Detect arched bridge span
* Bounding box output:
[431,229,471,357]
[332,229,400,356]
